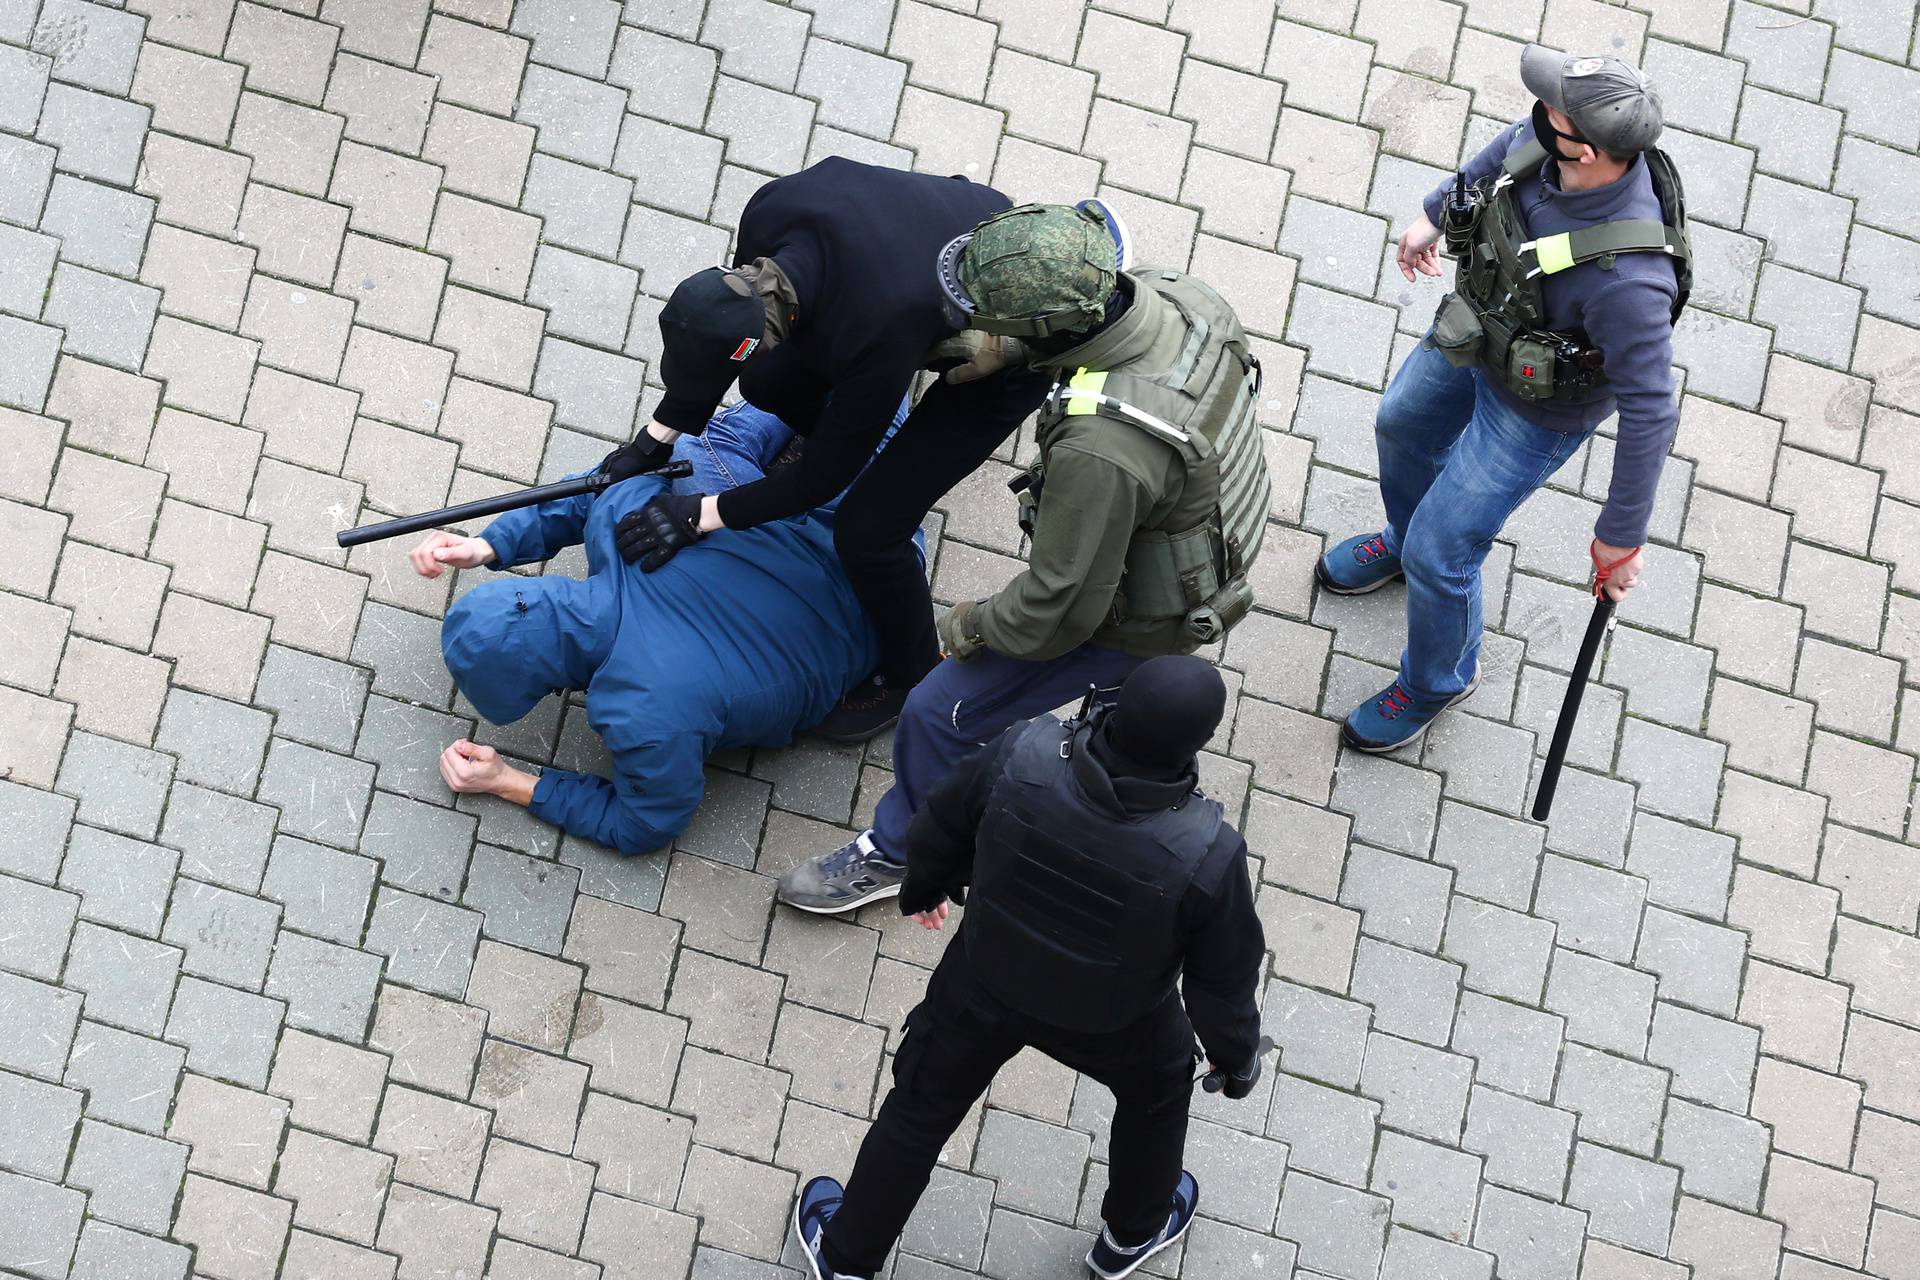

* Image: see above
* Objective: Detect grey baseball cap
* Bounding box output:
[1520,43,1665,155]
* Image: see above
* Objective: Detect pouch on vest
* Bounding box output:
[1506,334,1558,400]
[1430,292,1486,369]
[1118,524,1219,624]
[1186,576,1253,644]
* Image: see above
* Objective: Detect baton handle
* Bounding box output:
[1530,595,1616,821]
[1201,1035,1276,1094]
[334,460,694,548]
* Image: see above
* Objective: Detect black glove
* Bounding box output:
[897,879,967,916]
[1220,1053,1262,1101]
[615,492,705,571]
[598,431,675,484]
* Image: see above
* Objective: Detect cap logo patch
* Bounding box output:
[1568,57,1607,75]
[729,338,759,361]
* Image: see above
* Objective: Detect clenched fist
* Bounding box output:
[409,531,495,578]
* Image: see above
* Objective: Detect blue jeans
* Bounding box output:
[869,643,1148,861]
[1378,340,1593,701]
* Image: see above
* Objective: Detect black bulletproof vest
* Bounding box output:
[964,715,1226,1034]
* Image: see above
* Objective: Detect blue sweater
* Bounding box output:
[464,469,877,855]
[1424,120,1680,547]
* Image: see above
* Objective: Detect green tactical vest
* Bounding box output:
[1024,270,1272,645]
[1434,138,1693,402]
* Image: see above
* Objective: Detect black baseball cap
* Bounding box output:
[655,267,765,432]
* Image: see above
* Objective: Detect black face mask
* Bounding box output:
[1532,99,1593,163]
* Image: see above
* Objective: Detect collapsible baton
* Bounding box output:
[1531,545,1636,821]
[335,459,695,548]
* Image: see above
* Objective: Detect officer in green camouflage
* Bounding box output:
[778,201,1274,916]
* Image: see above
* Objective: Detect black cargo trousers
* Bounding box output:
[820,936,1194,1276]
[739,349,1051,689]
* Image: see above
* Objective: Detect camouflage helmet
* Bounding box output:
[937,202,1122,339]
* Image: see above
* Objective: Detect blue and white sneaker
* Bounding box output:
[793,1176,871,1280]
[1315,531,1404,595]
[1086,1171,1200,1280]
[1342,668,1482,754]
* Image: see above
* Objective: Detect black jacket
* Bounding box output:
[903,723,1266,1072]
[658,157,1012,531]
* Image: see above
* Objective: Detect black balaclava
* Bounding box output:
[1093,655,1228,780]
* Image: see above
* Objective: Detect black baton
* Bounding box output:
[335,459,694,548]
[1531,593,1616,822]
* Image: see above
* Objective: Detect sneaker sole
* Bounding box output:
[1341,674,1482,755]
[810,714,901,746]
[781,880,903,916]
[1086,1191,1200,1280]
[1313,556,1404,597]
[792,1197,830,1280]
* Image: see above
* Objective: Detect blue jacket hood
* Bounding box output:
[442,574,615,725]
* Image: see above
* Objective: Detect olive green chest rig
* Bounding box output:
[1432,137,1693,401]
[1018,270,1272,645]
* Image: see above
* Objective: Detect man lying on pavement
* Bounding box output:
[405,400,914,855]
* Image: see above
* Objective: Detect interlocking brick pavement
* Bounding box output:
[1,0,1917,1276]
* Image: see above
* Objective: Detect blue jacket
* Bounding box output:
[1425,119,1679,546]
[442,411,885,855]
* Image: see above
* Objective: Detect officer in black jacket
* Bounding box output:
[600,157,1052,742]
[790,656,1267,1280]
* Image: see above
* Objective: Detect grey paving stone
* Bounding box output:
[1350,938,1461,1046]
[1544,950,1656,1058]
[1276,1171,1392,1280]
[362,790,477,901]
[172,1171,294,1280]
[1633,908,1746,1018]
[65,1118,187,1234]
[165,973,285,1088]
[265,929,384,1038]
[0,870,77,980]
[1614,720,1724,824]
[1658,1098,1770,1214]
[1624,813,1735,922]
[257,738,377,851]
[0,1068,82,1180]
[168,1072,289,1190]
[0,779,72,884]
[1371,1129,1481,1243]
[58,825,177,939]
[153,688,272,795]
[67,1219,192,1280]
[274,1128,394,1247]
[1647,1003,1760,1114]
[1359,1032,1473,1145]
[160,784,276,893]
[56,730,173,840]
[364,885,484,997]
[0,1165,86,1280]
[1381,1227,1492,1280]
[162,876,281,990]
[1432,801,1544,911]
[971,1106,1092,1225]
[1451,991,1561,1103]
[1475,1185,1587,1280]
[1555,1044,1671,1162]
[1261,979,1371,1090]
[1534,855,1646,963]
[1441,896,1556,1006]
[261,836,378,946]
[63,1019,185,1134]
[1265,1071,1379,1187]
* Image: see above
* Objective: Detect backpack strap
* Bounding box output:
[1054,368,1191,446]
[1501,137,1550,181]
[1521,219,1682,278]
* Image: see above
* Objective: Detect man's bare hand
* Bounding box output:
[409,531,494,578]
[1397,213,1445,282]
[914,902,950,931]
[439,739,536,806]
[1592,539,1644,602]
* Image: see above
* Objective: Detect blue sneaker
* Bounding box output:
[1316,531,1403,595]
[793,1176,870,1280]
[1342,669,1482,753]
[1086,1171,1200,1279]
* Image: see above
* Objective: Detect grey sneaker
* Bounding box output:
[777,830,907,915]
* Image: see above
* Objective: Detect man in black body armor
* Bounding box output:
[788,657,1266,1280]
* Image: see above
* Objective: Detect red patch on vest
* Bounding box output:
[729,338,759,361]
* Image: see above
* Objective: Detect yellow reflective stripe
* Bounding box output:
[1064,367,1108,415]
[1535,232,1575,275]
